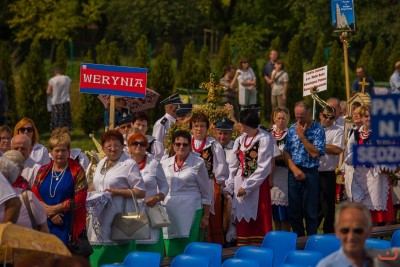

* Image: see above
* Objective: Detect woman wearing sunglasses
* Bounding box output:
[14,117,51,166]
[230,58,257,109]
[161,130,212,257]
[127,133,169,256]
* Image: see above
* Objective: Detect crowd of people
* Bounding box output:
[0,57,400,267]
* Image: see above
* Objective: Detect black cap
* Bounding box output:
[116,113,132,126]
[160,93,182,105]
[243,104,261,112]
[176,103,193,117]
[215,118,234,130]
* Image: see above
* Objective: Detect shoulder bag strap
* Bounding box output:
[22,190,39,230]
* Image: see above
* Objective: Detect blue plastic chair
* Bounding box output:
[184,242,222,267]
[365,238,391,249]
[100,264,124,267]
[391,229,400,247]
[234,246,273,267]
[124,251,161,267]
[284,250,323,267]
[171,254,209,267]
[222,258,260,267]
[304,234,341,257]
[262,231,297,267]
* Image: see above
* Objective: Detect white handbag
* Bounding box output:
[145,204,171,229]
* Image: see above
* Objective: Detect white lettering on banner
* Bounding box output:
[82,74,144,88]
[371,98,400,116]
[357,146,400,165]
[379,121,400,138]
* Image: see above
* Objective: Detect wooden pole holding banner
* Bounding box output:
[109,96,115,130]
[343,39,351,103]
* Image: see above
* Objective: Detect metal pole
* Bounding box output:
[109,96,115,130]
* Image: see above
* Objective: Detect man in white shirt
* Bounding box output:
[11,134,41,186]
[152,93,182,144]
[327,97,345,129]
[318,106,344,234]
[0,172,21,223]
[213,118,235,162]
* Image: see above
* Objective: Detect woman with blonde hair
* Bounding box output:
[14,117,51,166]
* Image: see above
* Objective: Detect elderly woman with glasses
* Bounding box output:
[88,130,145,266]
[0,125,12,156]
[127,133,169,256]
[161,130,212,257]
[230,58,257,109]
[14,117,51,166]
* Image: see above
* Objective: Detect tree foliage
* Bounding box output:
[178,41,199,89]
[215,35,232,76]
[18,40,48,131]
[356,42,373,75]
[285,35,303,113]
[54,41,68,73]
[132,35,150,69]
[312,34,327,69]
[151,43,175,121]
[370,39,388,81]
[198,45,211,84]
[8,0,83,43]
[387,35,400,77]
[327,41,345,101]
[0,42,17,125]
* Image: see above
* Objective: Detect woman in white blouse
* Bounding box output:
[14,117,51,166]
[128,133,169,256]
[230,58,257,108]
[161,130,212,257]
[224,109,274,246]
[88,130,145,267]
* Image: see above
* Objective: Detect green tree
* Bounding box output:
[0,41,17,125]
[370,39,388,81]
[285,35,304,113]
[19,40,48,131]
[327,41,345,101]
[387,36,400,78]
[54,41,68,73]
[215,35,232,76]
[198,45,211,83]
[95,39,120,65]
[78,50,104,134]
[269,36,282,53]
[312,34,327,69]
[357,42,373,75]
[151,43,175,122]
[178,41,199,89]
[132,35,150,69]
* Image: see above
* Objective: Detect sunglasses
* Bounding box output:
[275,107,289,114]
[339,227,364,235]
[322,113,335,120]
[174,142,190,148]
[19,127,34,133]
[130,141,147,147]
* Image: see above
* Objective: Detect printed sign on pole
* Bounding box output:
[331,0,356,31]
[303,66,328,97]
[79,63,147,98]
[370,94,400,141]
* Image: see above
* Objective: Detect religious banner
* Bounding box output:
[353,144,400,166]
[331,0,356,31]
[79,63,147,98]
[303,66,328,97]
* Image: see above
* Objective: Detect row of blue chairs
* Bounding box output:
[101,229,400,267]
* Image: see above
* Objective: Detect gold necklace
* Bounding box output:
[100,159,117,175]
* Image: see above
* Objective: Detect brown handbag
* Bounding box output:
[110,189,150,241]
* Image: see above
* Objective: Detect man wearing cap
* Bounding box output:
[131,111,165,161]
[214,118,235,162]
[176,103,193,123]
[152,93,182,143]
[390,61,400,94]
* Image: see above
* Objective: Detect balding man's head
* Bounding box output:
[11,134,32,160]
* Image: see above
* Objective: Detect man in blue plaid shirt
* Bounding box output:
[283,101,325,236]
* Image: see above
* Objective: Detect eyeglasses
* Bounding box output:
[322,113,335,120]
[120,125,131,130]
[130,141,147,147]
[0,137,11,141]
[339,227,365,235]
[18,127,34,133]
[174,142,190,148]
